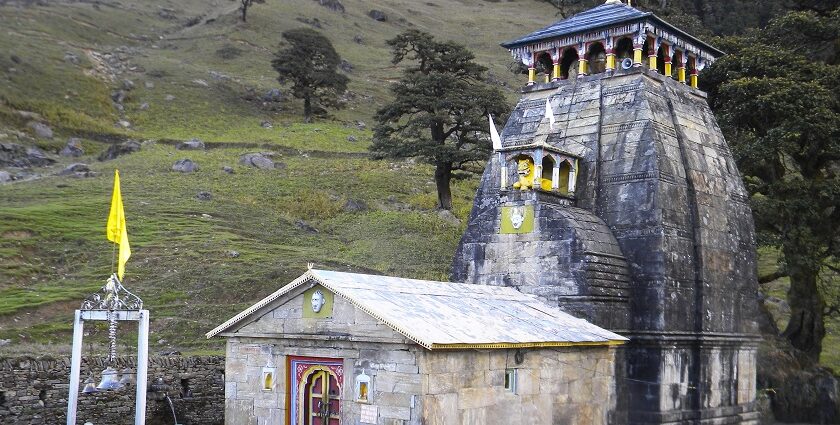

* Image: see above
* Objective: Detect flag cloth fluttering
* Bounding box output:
[545,98,556,130]
[489,114,503,151]
[106,170,131,280]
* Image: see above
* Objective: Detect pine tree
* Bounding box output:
[371,30,508,210]
[272,28,349,123]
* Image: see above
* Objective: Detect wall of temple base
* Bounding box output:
[224,336,619,425]
[0,355,224,425]
[418,346,618,425]
[615,341,759,425]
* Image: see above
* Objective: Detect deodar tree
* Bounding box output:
[703,9,840,362]
[272,28,349,123]
[371,30,508,210]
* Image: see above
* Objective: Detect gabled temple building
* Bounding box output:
[208,269,627,424]
[453,1,762,424]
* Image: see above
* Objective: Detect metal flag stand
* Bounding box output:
[66,273,149,425]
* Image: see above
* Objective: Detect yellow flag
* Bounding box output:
[106,170,131,280]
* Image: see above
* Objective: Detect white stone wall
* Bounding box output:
[418,346,618,425]
[224,337,423,425]
[221,284,620,425]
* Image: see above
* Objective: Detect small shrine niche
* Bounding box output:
[500,149,578,197]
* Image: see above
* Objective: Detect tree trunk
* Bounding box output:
[303,95,312,123]
[240,2,248,22]
[781,254,825,363]
[434,162,453,210]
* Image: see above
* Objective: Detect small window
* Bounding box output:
[504,369,517,393]
[262,367,276,391]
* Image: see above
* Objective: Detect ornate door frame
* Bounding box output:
[287,356,344,425]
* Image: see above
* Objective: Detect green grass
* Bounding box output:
[0,138,475,352]
[2,0,837,372]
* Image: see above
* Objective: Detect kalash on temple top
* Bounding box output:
[502,0,723,88]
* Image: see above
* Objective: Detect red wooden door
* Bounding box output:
[303,370,340,425]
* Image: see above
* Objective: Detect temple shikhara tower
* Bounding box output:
[453,0,762,423]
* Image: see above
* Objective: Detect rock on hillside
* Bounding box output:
[0,143,55,167]
[99,140,141,161]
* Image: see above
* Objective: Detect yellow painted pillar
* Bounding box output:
[648,54,657,72]
[545,73,550,83]
[690,71,698,88]
[528,67,536,85]
[552,63,561,81]
[663,45,672,77]
[578,59,588,77]
[606,51,616,73]
[676,51,686,83]
[633,46,643,67]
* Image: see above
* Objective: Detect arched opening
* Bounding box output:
[560,47,579,80]
[673,50,684,82]
[656,44,669,76]
[687,55,697,74]
[615,37,634,61]
[535,52,554,83]
[541,156,555,191]
[586,42,607,75]
[558,160,572,195]
[510,154,535,190]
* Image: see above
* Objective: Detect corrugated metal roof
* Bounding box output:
[206,269,627,350]
[502,3,648,48]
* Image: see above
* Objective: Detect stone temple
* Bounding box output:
[452,1,762,424]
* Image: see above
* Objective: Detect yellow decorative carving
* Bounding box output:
[512,158,535,190]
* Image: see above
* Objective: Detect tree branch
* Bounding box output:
[759,269,788,284]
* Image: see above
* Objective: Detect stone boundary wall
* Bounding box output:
[0,355,224,425]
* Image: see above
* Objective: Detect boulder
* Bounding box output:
[368,9,387,21]
[437,209,461,225]
[313,0,345,12]
[122,79,135,91]
[353,35,364,45]
[0,170,11,183]
[260,120,273,129]
[339,59,353,73]
[63,52,80,64]
[111,90,127,103]
[59,163,96,177]
[176,138,206,150]
[347,135,357,142]
[263,88,283,102]
[165,94,175,101]
[239,152,276,170]
[222,166,234,174]
[196,191,212,200]
[98,140,141,161]
[60,138,84,157]
[144,81,155,89]
[343,199,367,213]
[5,145,54,167]
[172,159,198,173]
[139,102,150,110]
[28,122,53,139]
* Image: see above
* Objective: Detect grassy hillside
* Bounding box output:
[0,0,836,370]
[0,0,562,355]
